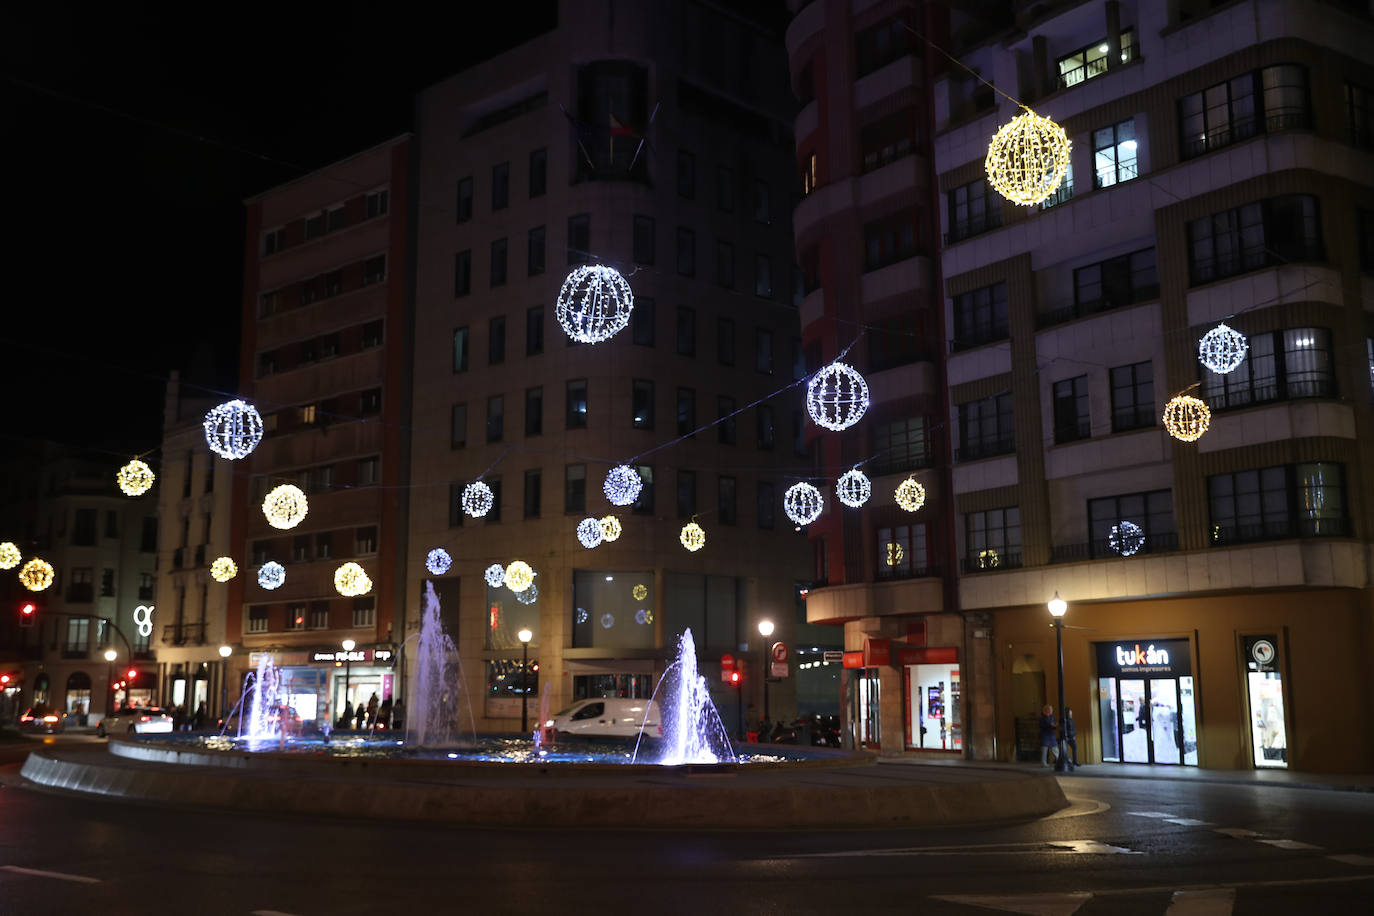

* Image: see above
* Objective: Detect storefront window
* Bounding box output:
[487,581,539,651]
[487,659,539,707]
[572,570,656,649]
[1095,639,1197,766]
[1244,634,1287,768]
[903,651,960,751]
[858,669,881,748]
[573,674,652,700]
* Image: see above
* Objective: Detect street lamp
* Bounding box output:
[218,645,232,721]
[341,639,356,725]
[104,648,118,716]
[1048,591,1068,772]
[517,628,533,734]
[758,619,775,729]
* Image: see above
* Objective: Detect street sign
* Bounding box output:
[720,653,735,670]
[770,661,789,678]
[822,650,844,663]
[770,641,789,664]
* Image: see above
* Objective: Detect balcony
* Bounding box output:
[869,450,935,479]
[1050,531,1180,564]
[1190,243,1324,287]
[1181,111,1310,161]
[960,552,1023,574]
[955,437,1015,462]
[875,564,938,583]
[1037,286,1159,329]
[163,621,206,646]
[950,326,1009,353]
[1204,377,1336,413]
[1210,517,1349,547]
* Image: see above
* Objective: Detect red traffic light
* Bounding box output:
[0,674,10,685]
[729,670,741,685]
[126,669,137,680]
[20,603,35,616]
[18,603,36,628]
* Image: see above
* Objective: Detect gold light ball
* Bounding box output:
[1163,395,1211,442]
[116,459,156,496]
[886,542,904,567]
[680,522,706,552]
[985,109,1072,206]
[599,516,622,542]
[210,557,238,582]
[978,549,1000,570]
[895,478,927,513]
[334,562,372,597]
[263,484,310,529]
[504,560,534,593]
[19,558,54,591]
[632,583,648,601]
[0,541,21,570]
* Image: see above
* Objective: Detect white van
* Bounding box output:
[548,698,662,740]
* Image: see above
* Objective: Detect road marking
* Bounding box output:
[0,865,101,884]
[786,838,1140,858]
[1043,796,1111,819]
[1127,810,1177,818]
[1163,817,1213,826]
[1166,888,1235,915]
[1257,838,1321,850]
[1213,827,1263,838]
[929,892,1091,915]
[1328,854,1374,867]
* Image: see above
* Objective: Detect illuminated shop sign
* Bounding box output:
[310,648,394,664]
[1096,639,1190,677]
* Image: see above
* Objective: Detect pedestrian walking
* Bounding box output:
[1064,707,1078,769]
[392,699,405,732]
[1039,705,1058,766]
[341,700,354,730]
[354,701,365,730]
[366,692,378,726]
[377,697,393,729]
[193,702,206,731]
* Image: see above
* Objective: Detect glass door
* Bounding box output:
[1179,676,1199,765]
[1150,678,1181,765]
[858,669,881,748]
[1098,678,1120,761]
[1119,679,1149,762]
[1248,671,1287,768]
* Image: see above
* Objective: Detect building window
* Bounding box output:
[717,165,734,211]
[1052,375,1090,443]
[456,177,473,222]
[1180,64,1310,160]
[871,417,928,475]
[316,533,332,559]
[304,212,325,240]
[677,149,695,198]
[565,379,588,429]
[140,516,157,552]
[565,464,586,513]
[352,598,375,628]
[677,470,696,518]
[104,510,119,539]
[756,405,775,450]
[1056,30,1135,89]
[262,226,284,255]
[1187,196,1321,285]
[633,215,656,265]
[362,319,383,349]
[520,386,542,437]
[1039,163,1074,211]
[1346,82,1374,149]
[490,238,508,287]
[529,148,547,197]
[366,188,388,218]
[137,572,154,601]
[1360,210,1374,275]
[453,327,469,372]
[757,482,775,529]
[1202,327,1335,410]
[717,317,736,366]
[491,162,510,211]
[946,179,1001,244]
[487,316,506,365]
[957,394,1015,461]
[867,314,928,371]
[793,410,808,457]
[877,524,928,579]
[633,297,655,346]
[357,457,380,486]
[523,469,542,518]
[360,389,381,415]
[1058,248,1158,325]
[1110,361,1154,432]
[449,482,464,528]
[677,388,696,437]
[567,214,589,265]
[355,526,377,554]
[1367,338,1374,397]
[1208,463,1346,544]
[754,254,773,298]
[863,216,915,271]
[327,206,346,233]
[632,465,654,515]
[486,395,504,443]
[963,507,1021,573]
[952,282,1008,350]
[523,226,546,277]
[485,478,502,523]
[73,509,96,546]
[855,14,913,78]
[286,606,305,631]
[247,608,268,634]
[676,307,696,356]
[755,329,774,374]
[676,227,695,277]
[717,396,737,445]
[309,603,330,630]
[449,401,468,448]
[631,379,654,430]
[292,536,309,562]
[718,476,737,525]
[1092,118,1138,188]
[859,108,916,173]
[454,250,471,296]
[1086,490,1176,558]
[716,239,734,288]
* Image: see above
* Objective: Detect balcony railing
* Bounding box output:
[868,450,935,478]
[955,437,1016,462]
[1182,111,1310,161]
[1210,516,1348,546]
[1050,531,1180,564]
[1190,243,1324,286]
[163,621,205,646]
[960,552,1022,574]
[876,564,937,582]
[950,326,1010,353]
[1037,285,1159,329]
[944,211,1002,245]
[1204,376,1335,412]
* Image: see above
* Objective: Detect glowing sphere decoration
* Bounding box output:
[1163,395,1211,442]
[577,607,589,624]
[984,109,1072,206]
[600,613,615,629]
[484,564,507,588]
[203,399,264,460]
[680,521,706,552]
[1109,521,1146,557]
[895,478,927,513]
[977,549,1000,570]
[210,557,238,582]
[462,481,494,518]
[257,561,286,590]
[632,583,648,602]
[116,459,156,496]
[1198,322,1248,375]
[576,517,605,549]
[0,542,21,570]
[635,608,653,625]
[262,484,309,530]
[555,264,635,344]
[334,562,372,597]
[806,362,870,432]
[504,560,534,593]
[603,465,643,507]
[783,482,824,526]
[835,469,872,508]
[18,558,54,592]
[599,516,622,542]
[515,582,539,605]
[886,542,904,567]
[425,549,452,575]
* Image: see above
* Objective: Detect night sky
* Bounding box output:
[3,2,556,457]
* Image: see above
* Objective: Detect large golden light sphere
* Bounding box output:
[19,558,54,591]
[210,557,238,582]
[504,560,534,593]
[116,459,156,496]
[334,562,372,597]
[985,109,1072,206]
[0,542,21,570]
[895,478,927,513]
[599,516,622,542]
[680,522,706,552]
[1163,395,1211,442]
[262,484,309,529]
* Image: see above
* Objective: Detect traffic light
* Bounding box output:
[126,669,137,681]
[0,674,11,686]
[18,602,37,627]
[729,670,741,687]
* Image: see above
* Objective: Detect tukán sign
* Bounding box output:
[1245,634,1279,674]
[1095,638,1191,676]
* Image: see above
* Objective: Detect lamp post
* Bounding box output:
[104,648,117,716]
[758,619,775,727]
[1048,591,1068,773]
[218,645,232,720]
[341,639,356,723]
[517,628,533,734]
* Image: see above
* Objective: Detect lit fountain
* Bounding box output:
[245,653,282,742]
[638,627,735,765]
[406,581,475,747]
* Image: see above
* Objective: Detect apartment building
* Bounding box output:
[933,0,1374,771]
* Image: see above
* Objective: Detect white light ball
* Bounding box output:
[1198,322,1248,375]
[262,484,309,529]
[210,557,238,582]
[334,562,372,597]
[806,362,870,431]
[895,478,927,513]
[484,563,507,588]
[555,264,635,344]
[516,582,539,605]
[600,612,615,629]
[257,561,286,590]
[204,399,264,460]
[117,459,156,496]
[835,469,871,508]
[577,607,589,624]
[576,517,605,548]
[984,109,1072,207]
[784,482,824,526]
[1109,521,1146,557]
[462,481,494,518]
[504,560,534,593]
[603,465,643,507]
[426,548,452,575]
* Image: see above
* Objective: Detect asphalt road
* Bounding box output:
[0,741,1371,915]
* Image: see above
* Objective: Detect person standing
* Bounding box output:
[354,701,365,730]
[366,692,379,728]
[341,700,354,730]
[377,697,392,729]
[392,698,405,732]
[1039,705,1058,767]
[193,702,206,731]
[1064,707,1078,769]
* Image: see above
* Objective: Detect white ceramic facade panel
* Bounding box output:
[1185,265,1343,327]
[783,0,824,55]
[951,454,1017,495]
[854,55,920,110]
[792,177,855,240]
[1197,401,1357,453]
[867,361,936,407]
[947,343,1012,387]
[860,255,929,305]
[799,287,825,328]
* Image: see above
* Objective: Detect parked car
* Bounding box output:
[97,707,173,737]
[549,698,662,740]
[18,706,65,734]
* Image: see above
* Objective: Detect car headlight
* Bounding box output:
[544,719,555,728]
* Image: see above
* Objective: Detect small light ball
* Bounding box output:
[515,581,539,605]
[18,558,54,591]
[1163,395,1211,442]
[556,264,635,344]
[1198,322,1249,375]
[895,478,927,513]
[600,612,616,629]
[886,542,904,567]
[204,399,264,460]
[635,608,653,625]
[835,469,872,508]
[210,557,238,582]
[334,562,372,597]
[806,362,870,431]
[784,482,824,526]
[577,607,589,624]
[257,561,286,590]
[484,564,507,588]
[0,542,21,570]
[978,549,1000,570]
[462,481,494,518]
[632,583,648,601]
[1109,521,1146,557]
[603,465,643,507]
[576,517,605,549]
[599,516,622,542]
[262,484,309,530]
[426,548,452,575]
[680,521,706,552]
[504,560,534,593]
[984,109,1072,206]
[116,459,156,496]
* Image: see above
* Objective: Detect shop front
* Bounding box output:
[1095,638,1197,766]
[899,647,961,753]
[245,647,395,731]
[1242,633,1288,769]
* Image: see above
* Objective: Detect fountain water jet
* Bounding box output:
[642,628,735,765]
[246,653,282,741]
[406,581,475,746]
